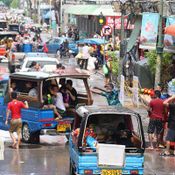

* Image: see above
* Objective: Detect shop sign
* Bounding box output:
[106,16,134,30]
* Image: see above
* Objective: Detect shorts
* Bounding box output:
[9,118,22,135]
[166,128,175,142]
[147,118,163,134]
[56,107,66,115]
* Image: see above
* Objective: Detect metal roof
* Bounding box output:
[64,4,121,16]
[10,67,90,80]
[76,105,139,117]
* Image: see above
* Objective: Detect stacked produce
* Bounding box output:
[139,88,155,97]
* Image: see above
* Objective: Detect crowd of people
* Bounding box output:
[43,78,77,120]
[0,28,42,56]
[144,86,175,156]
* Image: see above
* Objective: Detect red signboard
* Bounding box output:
[106,16,134,30]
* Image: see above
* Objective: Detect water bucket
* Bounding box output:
[23,44,32,53]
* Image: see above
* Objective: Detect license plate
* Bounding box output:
[57,123,71,132]
[101,169,122,175]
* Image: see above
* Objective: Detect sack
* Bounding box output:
[43,44,48,53]
[103,64,109,75]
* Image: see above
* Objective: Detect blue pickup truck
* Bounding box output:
[45,37,78,56]
[69,106,145,175]
[0,68,93,143]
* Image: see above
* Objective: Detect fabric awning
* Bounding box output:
[64,5,121,16]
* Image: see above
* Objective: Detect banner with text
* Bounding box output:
[106,16,134,30]
[139,13,160,50]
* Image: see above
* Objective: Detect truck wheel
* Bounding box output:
[69,162,75,175]
[22,124,31,143]
[22,124,40,144]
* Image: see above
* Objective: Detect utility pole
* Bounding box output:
[50,0,52,29]
[60,0,63,34]
[120,3,126,58]
[154,0,164,88]
[37,0,41,24]
[113,0,127,57]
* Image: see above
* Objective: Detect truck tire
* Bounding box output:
[22,124,40,144]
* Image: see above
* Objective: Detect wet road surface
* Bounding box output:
[0,136,70,175]
[1,140,175,175]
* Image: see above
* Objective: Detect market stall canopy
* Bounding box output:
[164,24,175,36]
[76,38,108,45]
[64,5,121,16]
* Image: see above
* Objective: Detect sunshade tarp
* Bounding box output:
[64,5,121,16]
[91,5,120,16]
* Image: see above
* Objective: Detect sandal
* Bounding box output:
[158,144,165,149]
[160,152,171,156]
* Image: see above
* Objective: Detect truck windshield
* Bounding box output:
[9,25,19,32]
[26,60,57,68]
[85,114,142,149]
[0,80,8,97]
[0,21,7,29]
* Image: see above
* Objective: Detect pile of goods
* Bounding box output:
[72,126,98,151]
[139,88,155,97]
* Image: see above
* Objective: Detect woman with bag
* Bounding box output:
[103,56,112,87]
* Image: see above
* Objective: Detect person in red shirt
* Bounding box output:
[5,92,29,149]
[147,90,165,149]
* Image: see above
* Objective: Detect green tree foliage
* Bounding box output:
[145,50,173,87]
[107,51,119,84]
[10,0,19,8]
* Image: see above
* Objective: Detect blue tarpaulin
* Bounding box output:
[43,11,51,19]
[76,38,108,45]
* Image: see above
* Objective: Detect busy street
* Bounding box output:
[0,0,175,175]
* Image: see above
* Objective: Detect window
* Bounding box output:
[47,39,54,44]
[10,79,38,97]
[68,78,87,94]
[68,38,74,44]
[54,39,61,43]
[26,61,57,68]
[85,114,142,148]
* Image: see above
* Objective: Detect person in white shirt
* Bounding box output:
[50,85,66,117]
[82,44,90,69]
[28,88,38,97]
[25,82,38,97]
